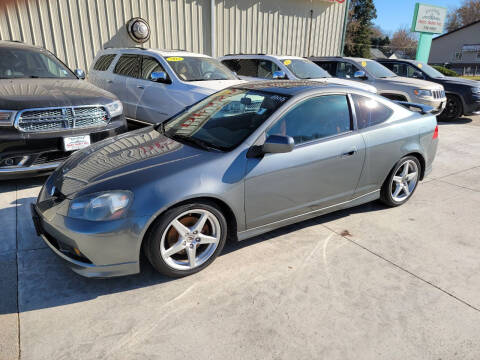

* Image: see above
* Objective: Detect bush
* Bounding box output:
[432,65,458,77]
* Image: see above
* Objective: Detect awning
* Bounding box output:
[461,44,480,52]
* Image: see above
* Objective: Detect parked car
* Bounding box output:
[32,80,438,278]
[88,48,245,126]
[0,41,127,180]
[218,54,377,93]
[308,56,447,115]
[376,58,480,120]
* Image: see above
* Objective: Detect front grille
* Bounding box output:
[32,151,72,165]
[17,106,109,133]
[432,90,445,99]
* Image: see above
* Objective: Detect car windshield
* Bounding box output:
[166,56,237,81]
[0,48,75,79]
[361,60,397,78]
[162,88,290,151]
[281,58,331,79]
[415,62,445,79]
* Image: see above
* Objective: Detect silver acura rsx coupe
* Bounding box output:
[31,81,438,278]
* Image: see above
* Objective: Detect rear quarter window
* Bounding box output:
[352,94,393,129]
[93,54,116,71]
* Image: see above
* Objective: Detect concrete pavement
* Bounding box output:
[1,115,480,360]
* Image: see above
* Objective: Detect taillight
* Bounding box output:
[433,125,438,139]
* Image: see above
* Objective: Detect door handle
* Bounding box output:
[107,80,113,84]
[341,147,357,157]
[137,85,144,89]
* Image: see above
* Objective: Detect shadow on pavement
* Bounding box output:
[438,117,473,125]
[2,197,388,315]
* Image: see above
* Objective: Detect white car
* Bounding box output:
[88,48,245,125]
[219,54,377,93]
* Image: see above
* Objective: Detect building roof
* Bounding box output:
[433,20,480,41]
[370,48,386,59]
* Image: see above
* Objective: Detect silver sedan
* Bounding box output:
[31,81,438,278]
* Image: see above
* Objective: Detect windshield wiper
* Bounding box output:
[167,133,222,151]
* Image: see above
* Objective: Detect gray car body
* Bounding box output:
[34,81,438,277]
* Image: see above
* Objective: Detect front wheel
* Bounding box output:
[439,94,463,121]
[380,156,421,207]
[145,202,227,277]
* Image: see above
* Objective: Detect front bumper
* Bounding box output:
[0,116,127,180]
[31,199,148,278]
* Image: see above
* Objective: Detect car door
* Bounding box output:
[112,54,141,119]
[135,55,176,124]
[244,94,365,229]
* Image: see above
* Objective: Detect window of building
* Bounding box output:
[113,55,140,78]
[455,51,463,60]
[267,95,352,145]
[352,94,393,129]
[93,54,116,71]
[140,56,168,80]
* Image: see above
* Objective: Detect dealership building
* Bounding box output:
[0,0,348,71]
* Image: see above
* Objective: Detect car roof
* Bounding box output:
[0,40,43,52]
[308,56,371,63]
[99,47,211,58]
[220,54,305,60]
[376,58,417,64]
[232,80,347,96]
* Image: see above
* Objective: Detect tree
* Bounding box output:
[370,26,391,57]
[445,0,480,32]
[344,0,377,57]
[390,27,418,59]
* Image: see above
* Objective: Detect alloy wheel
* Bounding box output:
[160,209,221,270]
[390,159,419,202]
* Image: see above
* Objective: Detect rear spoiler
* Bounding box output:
[394,101,435,115]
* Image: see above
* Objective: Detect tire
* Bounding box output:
[144,201,227,278]
[380,156,422,207]
[439,94,463,121]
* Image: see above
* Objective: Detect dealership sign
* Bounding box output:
[411,3,447,34]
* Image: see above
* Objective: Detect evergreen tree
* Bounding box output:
[344,0,377,57]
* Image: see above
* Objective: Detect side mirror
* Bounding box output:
[354,70,367,80]
[413,71,424,79]
[150,71,169,83]
[74,69,85,79]
[262,135,294,154]
[272,71,287,80]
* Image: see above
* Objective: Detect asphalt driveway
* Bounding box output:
[1,116,480,360]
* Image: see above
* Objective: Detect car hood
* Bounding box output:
[379,76,443,90]
[0,79,116,110]
[51,127,204,197]
[190,79,246,94]
[442,76,480,87]
[310,77,377,93]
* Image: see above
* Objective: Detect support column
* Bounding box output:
[416,32,433,63]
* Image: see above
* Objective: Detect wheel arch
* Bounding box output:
[379,92,409,102]
[384,152,426,184]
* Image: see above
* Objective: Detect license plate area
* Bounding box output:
[63,135,91,151]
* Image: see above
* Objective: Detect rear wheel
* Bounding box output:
[439,94,462,121]
[380,156,421,207]
[145,202,227,277]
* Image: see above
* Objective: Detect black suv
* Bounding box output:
[0,41,127,179]
[377,59,480,120]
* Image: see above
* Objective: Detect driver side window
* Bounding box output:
[267,95,352,145]
[336,62,360,79]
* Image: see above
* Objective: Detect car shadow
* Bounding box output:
[438,117,473,125]
[0,191,388,314]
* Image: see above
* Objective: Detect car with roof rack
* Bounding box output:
[376,58,480,121]
[88,48,245,126]
[218,54,377,93]
[0,40,127,180]
[308,56,447,115]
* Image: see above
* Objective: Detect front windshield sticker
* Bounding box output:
[361,61,367,67]
[283,59,292,65]
[418,63,423,68]
[166,57,184,62]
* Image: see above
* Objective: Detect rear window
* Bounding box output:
[352,94,393,129]
[113,55,140,78]
[93,54,116,71]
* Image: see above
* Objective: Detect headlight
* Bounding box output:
[413,89,432,98]
[105,100,123,118]
[68,191,133,221]
[0,110,16,126]
[472,87,480,94]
